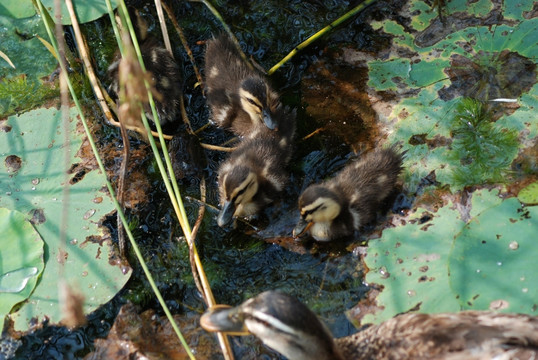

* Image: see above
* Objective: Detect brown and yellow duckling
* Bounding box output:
[201,290,538,360]
[204,34,284,137]
[217,108,295,227]
[294,147,404,241]
[107,37,183,134]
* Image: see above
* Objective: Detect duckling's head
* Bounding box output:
[239,77,278,130]
[218,165,259,227]
[293,185,342,239]
[200,291,342,360]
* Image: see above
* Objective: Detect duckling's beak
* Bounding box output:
[217,201,236,227]
[200,304,250,336]
[263,109,277,130]
[293,218,313,239]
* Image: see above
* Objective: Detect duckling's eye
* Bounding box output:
[246,98,257,105]
[235,187,246,198]
[305,204,324,215]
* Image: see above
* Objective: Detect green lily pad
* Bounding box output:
[0,12,59,117]
[40,0,118,25]
[0,208,44,332]
[368,0,538,192]
[449,197,538,313]
[363,204,463,324]
[0,0,36,19]
[0,107,131,332]
[364,188,538,324]
[518,182,538,205]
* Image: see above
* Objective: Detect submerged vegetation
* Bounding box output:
[0,75,58,116]
[448,98,519,187]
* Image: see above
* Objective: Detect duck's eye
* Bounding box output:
[247,98,257,105]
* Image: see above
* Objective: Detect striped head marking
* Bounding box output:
[239,77,277,130]
[223,168,259,211]
[299,186,341,223]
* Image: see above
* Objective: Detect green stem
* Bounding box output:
[268,0,378,75]
[36,1,195,358]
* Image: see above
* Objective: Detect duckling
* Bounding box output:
[107,37,183,134]
[204,34,283,136]
[294,147,403,241]
[201,290,538,360]
[217,118,294,227]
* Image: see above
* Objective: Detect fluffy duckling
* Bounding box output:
[107,37,183,134]
[204,34,283,136]
[217,112,294,227]
[201,290,538,360]
[294,147,403,241]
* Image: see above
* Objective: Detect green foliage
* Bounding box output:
[518,181,538,205]
[448,98,519,187]
[0,108,131,332]
[367,0,537,191]
[40,0,118,25]
[364,189,538,324]
[0,0,36,18]
[0,208,44,333]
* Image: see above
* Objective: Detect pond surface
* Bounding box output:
[7,0,537,358]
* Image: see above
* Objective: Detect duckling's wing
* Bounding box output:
[205,34,259,91]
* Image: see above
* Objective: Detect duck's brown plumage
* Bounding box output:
[294,147,404,241]
[201,291,538,360]
[204,34,284,136]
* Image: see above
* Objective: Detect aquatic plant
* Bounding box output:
[448,98,519,187]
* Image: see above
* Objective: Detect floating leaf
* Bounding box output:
[364,189,538,324]
[518,182,538,205]
[449,197,538,313]
[0,208,44,332]
[0,12,58,117]
[363,204,463,325]
[40,0,118,25]
[367,0,538,191]
[0,108,131,331]
[0,0,36,19]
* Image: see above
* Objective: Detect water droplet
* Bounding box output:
[497,262,502,266]
[407,290,416,297]
[70,239,78,245]
[489,299,509,310]
[509,241,518,250]
[379,266,390,279]
[0,267,39,293]
[476,269,481,273]
[83,209,96,220]
[522,288,528,293]
[31,178,40,185]
[52,198,57,201]
[81,271,88,277]
[5,191,11,196]
[31,186,36,191]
